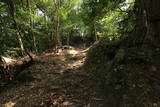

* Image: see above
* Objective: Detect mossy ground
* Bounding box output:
[85,38,160,107]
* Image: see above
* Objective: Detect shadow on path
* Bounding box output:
[0,47,104,107]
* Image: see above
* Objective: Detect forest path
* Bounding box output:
[0,47,104,107]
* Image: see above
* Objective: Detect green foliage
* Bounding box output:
[81,0,123,24]
[80,0,135,41]
[0,0,136,54]
[0,0,84,54]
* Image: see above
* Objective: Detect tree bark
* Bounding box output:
[94,24,98,41]
[121,0,160,47]
[7,0,25,54]
[67,32,70,46]
[26,0,37,53]
[125,0,160,48]
[144,0,160,47]
[90,23,98,42]
[54,0,62,49]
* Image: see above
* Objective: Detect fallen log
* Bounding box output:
[0,54,33,81]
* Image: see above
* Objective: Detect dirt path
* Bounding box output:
[0,47,104,107]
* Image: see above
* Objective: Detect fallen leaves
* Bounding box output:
[0,47,104,107]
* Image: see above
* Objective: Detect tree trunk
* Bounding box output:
[131,0,147,47]
[67,32,70,46]
[67,30,72,46]
[91,23,98,42]
[126,0,160,48]
[7,0,25,55]
[54,0,62,49]
[93,24,98,41]
[26,0,37,53]
[144,0,160,47]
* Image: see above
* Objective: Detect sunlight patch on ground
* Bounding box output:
[68,59,84,69]
[68,50,79,55]
[43,52,55,56]
[56,55,66,61]
[4,101,16,107]
[62,101,73,106]
[55,49,80,56]
[1,56,16,63]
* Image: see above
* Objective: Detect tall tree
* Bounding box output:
[6,0,25,54]
[53,0,62,48]
[26,0,37,52]
[125,0,160,48]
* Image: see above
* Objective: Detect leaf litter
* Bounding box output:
[0,47,104,107]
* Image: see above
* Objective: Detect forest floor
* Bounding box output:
[0,47,104,107]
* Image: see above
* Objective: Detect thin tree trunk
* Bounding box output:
[7,0,25,55]
[67,32,70,46]
[0,14,2,34]
[26,0,37,53]
[91,23,98,42]
[54,0,62,49]
[93,24,98,41]
[57,12,62,46]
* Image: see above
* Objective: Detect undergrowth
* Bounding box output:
[85,37,158,107]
